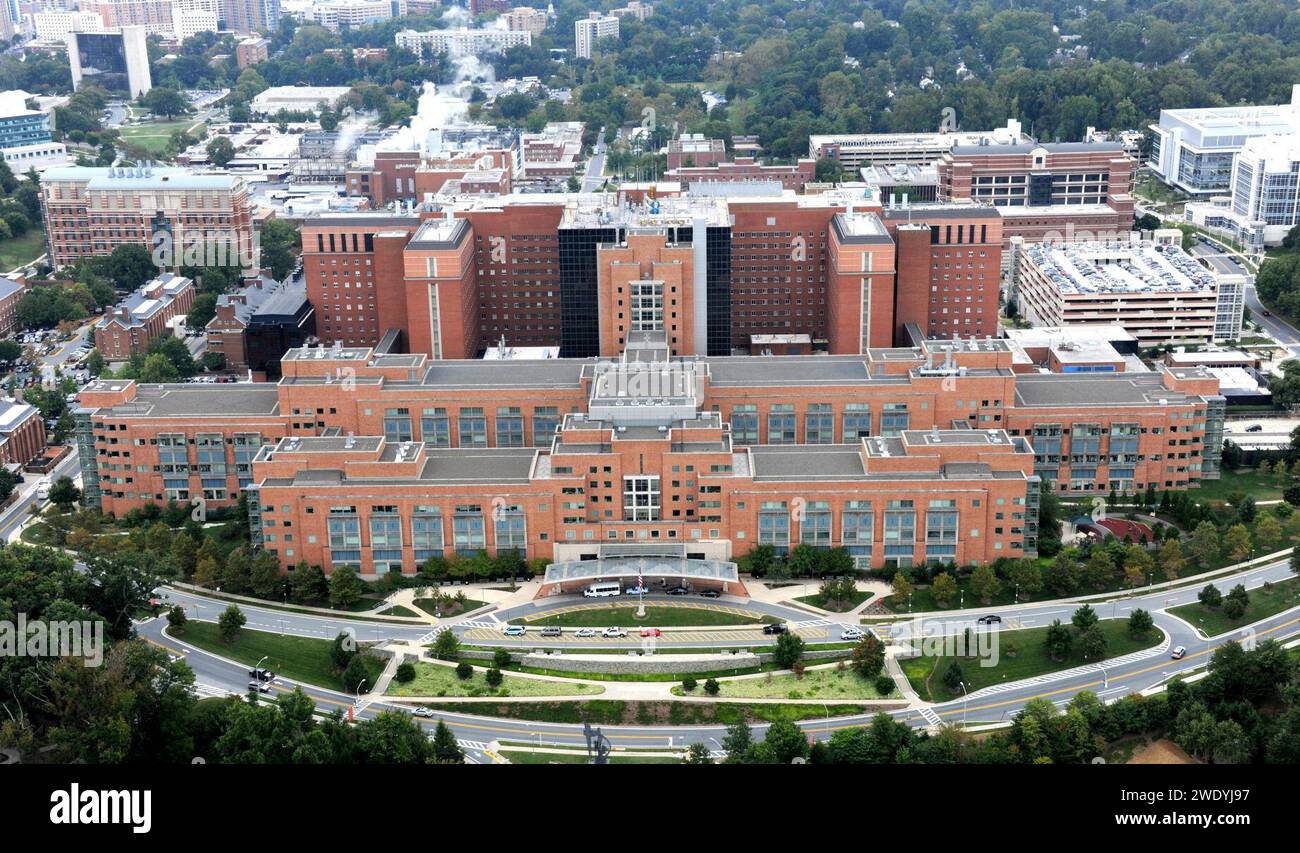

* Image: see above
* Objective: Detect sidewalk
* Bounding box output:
[745,576,889,618]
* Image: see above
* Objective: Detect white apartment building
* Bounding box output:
[808,119,1031,169]
[250,85,351,114]
[2,141,70,172]
[311,0,404,31]
[171,0,219,38]
[1148,85,1300,196]
[395,27,531,60]
[1012,239,1242,347]
[32,10,104,40]
[574,12,618,60]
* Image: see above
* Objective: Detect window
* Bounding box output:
[496,407,524,447]
[843,403,871,441]
[327,511,361,563]
[881,403,909,437]
[232,432,263,487]
[158,433,188,473]
[758,501,790,554]
[801,500,832,546]
[453,504,486,551]
[494,504,527,551]
[421,408,450,447]
[768,404,796,444]
[731,404,758,445]
[623,476,661,522]
[412,506,443,561]
[532,406,560,446]
[805,404,834,444]
[195,433,225,475]
[841,500,873,566]
[384,408,412,443]
[629,280,664,331]
[883,499,915,566]
[369,511,403,561]
[925,499,959,564]
[458,407,487,446]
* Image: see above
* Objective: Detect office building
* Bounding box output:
[809,120,1031,170]
[93,273,195,359]
[66,27,152,98]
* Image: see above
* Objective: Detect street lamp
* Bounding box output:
[354,678,368,700]
[959,681,969,726]
[254,655,268,681]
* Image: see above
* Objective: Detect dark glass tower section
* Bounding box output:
[558,226,618,358]
[705,225,732,356]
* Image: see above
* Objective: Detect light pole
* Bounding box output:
[254,654,268,681]
[959,681,969,726]
[355,678,368,701]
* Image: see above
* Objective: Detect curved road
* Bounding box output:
[139,558,1300,761]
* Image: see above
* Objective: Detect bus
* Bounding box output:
[582,581,622,598]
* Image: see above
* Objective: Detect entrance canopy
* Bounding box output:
[544,556,739,586]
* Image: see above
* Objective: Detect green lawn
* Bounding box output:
[679,666,896,700]
[119,120,207,156]
[387,661,602,698]
[1188,469,1286,503]
[520,605,777,628]
[417,699,865,725]
[168,621,384,692]
[0,226,45,271]
[900,620,1162,703]
[376,604,418,617]
[793,589,870,613]
[501,750,681,765]
[1168,577,1300,638]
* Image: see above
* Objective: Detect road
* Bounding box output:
[0,452,80,543]
[580,127,607,193]
[139,556,1300,760]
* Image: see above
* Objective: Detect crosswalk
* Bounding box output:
[918,707,943,727]
[791,618,832,629]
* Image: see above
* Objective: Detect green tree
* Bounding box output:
[1188,521,1221,569]
[969,564,1000,605]
[328,565,364,609]
[217,604,246,643]
[1071,603,1099,631]
[1158,537,1185,581]
[431,720,463,763]
[432,628,460,661]
[850,634,885,679]
[206,136,236,167]
[107,243,159,291]
[1078,624,1108,660]
[1044,619,1073,661]
[685,742,713,764]
[1127,608,1154,638]
[47,476,80,510]
[772,631,804,669]
[930,572,958,608]
[165,604,187,633]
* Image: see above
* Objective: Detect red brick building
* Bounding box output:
[666,157,818,192]
[93,273,195,360]
[0,398,46,466]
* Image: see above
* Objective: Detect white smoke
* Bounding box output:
[441,5,471,27]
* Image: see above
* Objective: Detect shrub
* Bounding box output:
[485,667,503,688]
[703,677,719,696]
[395,662,416,683]
[874,674,895,696]
[492,648,512,669]
[455,661,473,680]
[681,676,698,692]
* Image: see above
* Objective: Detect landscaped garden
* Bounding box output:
[1169,576,1300,638]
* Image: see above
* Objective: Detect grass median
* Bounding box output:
[900,620,1162,703]
[415,698,867,725]
[676,665,897,700]
[167,621,385,693]
[1168,576,1300,638]
[387,660,603,698]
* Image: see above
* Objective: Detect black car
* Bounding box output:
[975,615,1002,625]
[698,589,721,598]
[248,668,275,681]
[1245,424,1263,432]
[763,623,789,635]
[665,586,689,595]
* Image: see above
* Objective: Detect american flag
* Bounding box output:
[637,572,644,591]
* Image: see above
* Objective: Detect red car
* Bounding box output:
[640,627,662,637]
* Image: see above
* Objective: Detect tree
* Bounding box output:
[258,218,301,281]
[484,667,503,688]
[1188,521,1221,568]
[1078,624,1108,661]
[685,742,713,764]
[142,87,191,119]
[969,564,1001,604]
[187,292,218,330]
[328,565,364,609]
[1158,537,1185,581]
[762,719,808,764]
[850,635,884,679]
[343,654,372,695]
[1222,595,1246,621]
[455,661,472,679]
[330,631,357,669]
[1291,546,1300,577]
[217,604,246,643]
[290,562,328,603]
[930,572,958,608]
[206,136,236,167]
[47,476,80,510]
[432,628,460,661]
[942,659,964,692]
[891,571,913,602]
[106,243,159,291]
[1255,514,1282,552]
[431,720,463,763]
[1198,584,1222,608]
[1071,603,1098,631]
[703,677,719,696]
[1123,544,1153,588]
[165,604,187,633]
[772,631,804,669]
[1044,619,1073,661]
[1127,608,1154,638]
[721,719,753,763]
[1225,524,1252,563]
[1082,549,1114,590]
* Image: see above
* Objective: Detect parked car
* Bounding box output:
[625,584,650,595]
[975,615,1002,625]
[601,627,627,638]
[639,627,661,637]
[763,623,789,635]
[1170,646,1187,660]
[574,628,597,638]
[840,627,865,641]
[540,626,562,638]
[502,624,526,636]
[698,589,721,598]
[1245,424,1263,432]
[665,586,689,596]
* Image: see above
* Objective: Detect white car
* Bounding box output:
[574,628,597,638]
[841,627,865,641]
[502,624,526,636]
[413,707,434,718]
[601,627,627,638]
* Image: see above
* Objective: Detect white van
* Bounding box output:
[582,581,621,598]
[35,480,50,500]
